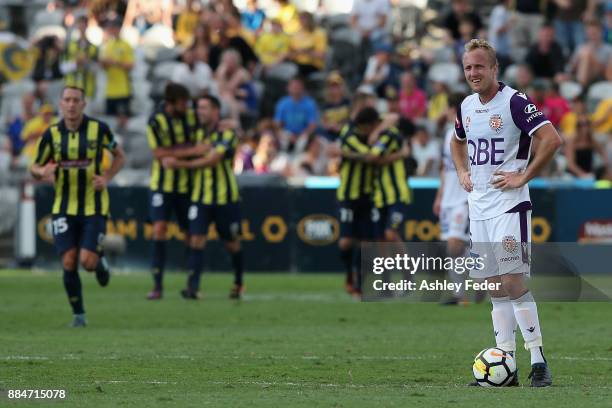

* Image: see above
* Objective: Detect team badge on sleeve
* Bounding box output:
[489,114,503,133]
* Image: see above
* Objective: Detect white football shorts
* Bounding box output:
[469,210,531,279]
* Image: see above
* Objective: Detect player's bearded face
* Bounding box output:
[462,49,497,95]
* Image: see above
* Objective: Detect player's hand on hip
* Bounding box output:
[93,174,108,191]
[458,170,473,192]
[492,170,525,190]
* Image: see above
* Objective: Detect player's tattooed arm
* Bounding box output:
[492,123,562,190]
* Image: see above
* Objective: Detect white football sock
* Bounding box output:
[491,296,517,352]
[511,291,545,364]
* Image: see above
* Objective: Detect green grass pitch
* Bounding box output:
[1,269,611,407]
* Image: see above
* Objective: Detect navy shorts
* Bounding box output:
[149,191,191,231]
[374,202,408,239]
[106,97,131,117]
[338,199,375,240]
[52,215,107,256]
[188,202,242,241]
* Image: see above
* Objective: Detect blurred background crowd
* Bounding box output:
[0,0,611,184]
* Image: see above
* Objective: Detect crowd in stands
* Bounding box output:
[1,0,611,182]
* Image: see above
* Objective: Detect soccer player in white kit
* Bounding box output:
[433,93,471,305]
[451,39,562,387]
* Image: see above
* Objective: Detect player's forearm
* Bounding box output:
[450,138,469,175]
[522,133,562,183]
[340,151,369,161]
[30,164,44,180]
[104,148,125,182]
[376,150,404,165]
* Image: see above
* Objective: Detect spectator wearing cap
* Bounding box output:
[362,43,392,97]
[525,24,566,82]
[398,71,426,122]
[273,76,319,152]
[99,18,134,130]
[171,45,217,99]
[61,12,98,101]
[288,11,328,77]
[321,72,351,141]
[441,0,483,41]
[569,20,612,86]
[254,18,290,70]
[242,0,266,33]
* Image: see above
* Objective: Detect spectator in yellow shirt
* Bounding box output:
[20,104,57,165]
[274,0,300,35]
[591,98,612,135]
[99,18,134,130]
[174,0,200,47]
[255,18,290,69]
[288,11,327,77]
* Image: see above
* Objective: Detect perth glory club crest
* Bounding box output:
[489,114,503,133]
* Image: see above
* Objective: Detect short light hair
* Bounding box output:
[463,39,498,66]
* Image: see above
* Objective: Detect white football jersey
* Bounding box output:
[454,82,551,220]
[441,124,468,208]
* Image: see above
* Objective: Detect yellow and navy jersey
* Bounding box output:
[146,107,198,194]
[336,123,373,202]
[34,115,117,216]
[191,126,240,206]
[370,127,411,208]
[63,38,98,98]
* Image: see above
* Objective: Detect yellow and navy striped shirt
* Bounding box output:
[337,124,373,202]
[370,127,411,208]
[34,115,117,216]
[191,126,240,205]
[63,38,98,98]
[146,107,197,193]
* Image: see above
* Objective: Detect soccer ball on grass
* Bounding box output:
[472,347,516,387]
